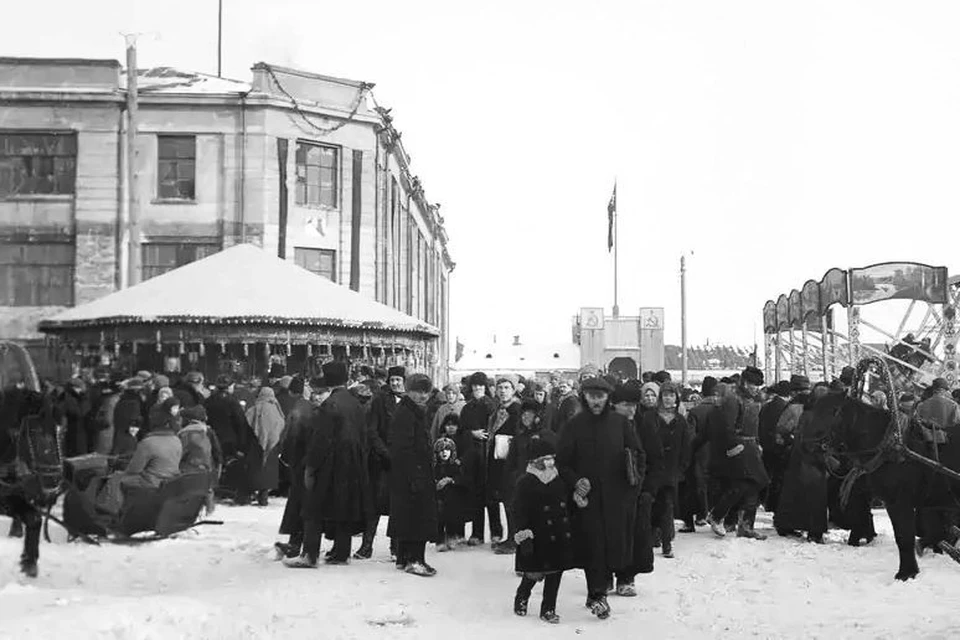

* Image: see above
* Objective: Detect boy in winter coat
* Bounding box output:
[434,437,467,550]
[511,438,574,625]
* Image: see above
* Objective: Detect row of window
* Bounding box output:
[0,242,337,307]
[0,132,340,208]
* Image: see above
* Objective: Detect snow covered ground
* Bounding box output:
[0,504,957,640]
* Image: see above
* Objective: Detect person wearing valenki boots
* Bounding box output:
[511,438,574,624]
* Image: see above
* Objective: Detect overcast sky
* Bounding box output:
[8,1,960,348]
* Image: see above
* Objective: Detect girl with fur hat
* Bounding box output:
[434,437,468,551]
[511,438,573,624]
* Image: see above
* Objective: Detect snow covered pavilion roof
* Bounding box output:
[39,244,438,337]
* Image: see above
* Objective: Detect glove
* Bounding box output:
[514,529,534,545]
[575,477,591,497]
[725,444,745,458]
[437,477,453,490]
[573,492,589,508]
[303,468,315,491]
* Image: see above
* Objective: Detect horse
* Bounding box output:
[811,382,960,581]
[1,384,63,577]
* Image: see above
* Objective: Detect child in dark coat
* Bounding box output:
[434,437,468,550]
[511,438,574,624]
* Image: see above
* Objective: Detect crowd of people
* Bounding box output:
[13,359,960,624]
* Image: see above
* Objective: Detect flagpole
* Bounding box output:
[681,253,688,386]
[612,180,619,317]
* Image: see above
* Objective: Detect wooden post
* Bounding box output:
[125,38,141,286]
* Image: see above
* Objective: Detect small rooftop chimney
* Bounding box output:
[513,335,521,346]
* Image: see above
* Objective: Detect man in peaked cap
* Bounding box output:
[556,375,642,619]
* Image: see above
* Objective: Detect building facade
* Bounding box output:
[0,57,454,376]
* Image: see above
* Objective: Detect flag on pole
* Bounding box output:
[607,182,617,252]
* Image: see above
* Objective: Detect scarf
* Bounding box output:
[246,387,286,453]
[491,397,518,435]
[526,463,559,485]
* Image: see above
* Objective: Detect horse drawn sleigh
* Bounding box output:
[1,342,219,577]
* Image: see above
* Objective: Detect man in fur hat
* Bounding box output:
[387,373,440,576]
[355,366,406,559]
[704,367,769,540]
[458,372,498,544]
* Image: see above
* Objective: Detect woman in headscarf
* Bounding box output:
[246,386,286,506]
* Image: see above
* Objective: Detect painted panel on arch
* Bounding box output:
[849,262,949,306]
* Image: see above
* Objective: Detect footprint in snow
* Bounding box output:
[366,605,415,628]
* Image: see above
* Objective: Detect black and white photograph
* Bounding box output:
[2,1,960,638]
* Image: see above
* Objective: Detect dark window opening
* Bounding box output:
[0,132,77,197]
[157,135,197,200]
[294,247,336,282]
[142,242,218,280]
[295,142,339,208]
[0,242,74,306]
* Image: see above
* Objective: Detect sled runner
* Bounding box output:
[938,525,960,565]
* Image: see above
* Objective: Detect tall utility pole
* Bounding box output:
[217,0,223,77]
[681,253,688,386]
[125,35,141,287]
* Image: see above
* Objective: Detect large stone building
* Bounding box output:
[0,56,453,374]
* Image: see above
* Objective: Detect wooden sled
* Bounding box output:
[63,471,222,544]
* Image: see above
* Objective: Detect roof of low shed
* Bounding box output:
[39,244,439,336]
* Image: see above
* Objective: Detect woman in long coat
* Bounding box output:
[387,374,439,576]
[557,378,642,619]
[246,387,285,506]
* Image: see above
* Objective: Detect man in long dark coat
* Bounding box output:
[609,383,651,598]
[276,376,317,559]
[704,367,770,540]
[486,375,522,551]
[681,376,718,532]
[387,373,439,576]
[458,372,497,544]
[758,379,793,513]
[557,377,642,620]
[286,362,373,567]
[355,366,406,559]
